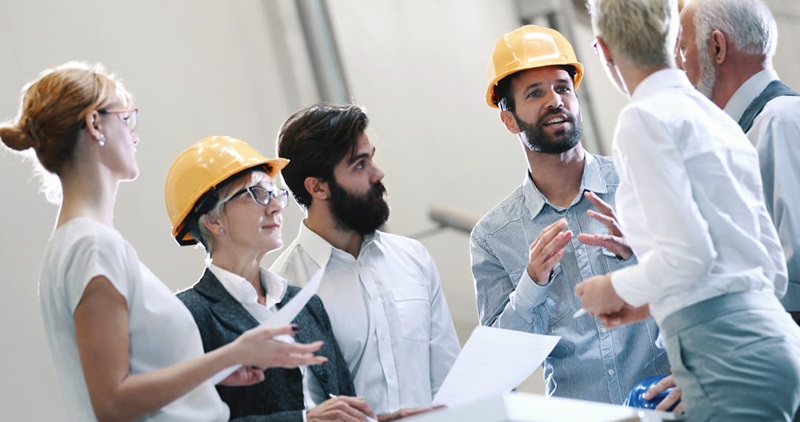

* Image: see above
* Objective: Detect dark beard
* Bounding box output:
[328,177,390,235]
[514,108,581,154]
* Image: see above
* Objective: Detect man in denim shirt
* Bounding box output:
[471,25,670,404]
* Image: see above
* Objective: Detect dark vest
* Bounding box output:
[738,79,799,133]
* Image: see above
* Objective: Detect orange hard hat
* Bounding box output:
[486,25,584,108]
[165,135,288,245]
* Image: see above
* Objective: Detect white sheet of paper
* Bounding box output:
[208,268,325,385]
[432,326,560,408]
[262,267,324,327]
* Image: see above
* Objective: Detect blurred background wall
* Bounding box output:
[0,0,797,418]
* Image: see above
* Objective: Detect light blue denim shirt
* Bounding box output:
[470,153,670,404]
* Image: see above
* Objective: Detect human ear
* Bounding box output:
[500,110,521,135]
[304,176,329,200]
[710,30,727,64]
[83,110,105,145]
[202,214,225,237]
[595,37,615,66]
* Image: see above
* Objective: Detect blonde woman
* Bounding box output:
[577,1,800,420]
[0,62,326,422]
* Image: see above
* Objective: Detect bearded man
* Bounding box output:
[271,103,460,421]
[471,25,671,404]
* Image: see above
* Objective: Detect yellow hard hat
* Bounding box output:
[486,25,584,108]
[165,135,289,245]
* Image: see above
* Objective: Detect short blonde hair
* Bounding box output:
[589,0,679,67]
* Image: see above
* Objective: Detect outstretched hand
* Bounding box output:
[576,191,632,260]
[234,324,328,369]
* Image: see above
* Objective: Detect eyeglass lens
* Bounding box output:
[248,186,289,208]
[123,109,138,131]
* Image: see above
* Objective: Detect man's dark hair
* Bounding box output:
[277,103,369,208]
[494,65,578,112]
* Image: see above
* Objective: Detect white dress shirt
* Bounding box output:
[723,69,800,311]
[610,69,787,325]
[270,222,461,414]
[209,264,322,411]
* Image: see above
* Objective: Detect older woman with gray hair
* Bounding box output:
[165,136,375,421]
[574,0,800,420]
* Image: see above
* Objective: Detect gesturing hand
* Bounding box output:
[527,219,572,285]
[234,324,328,369]
[576,191,632,260]
[574,274,625,316]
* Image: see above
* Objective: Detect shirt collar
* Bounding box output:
[723,69,779,121]
[631,68,692,102]
[296,220,335,268]
[296,220,385,263]
[208,263,288,309]
[522,152,609,216]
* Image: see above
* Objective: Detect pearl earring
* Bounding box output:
[98,134,106,147]
[219,228,225,235]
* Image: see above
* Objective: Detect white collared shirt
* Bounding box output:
[209,264,321,411]
[722,69,800,311]
[270,224,461,414]
[610,69,787,325]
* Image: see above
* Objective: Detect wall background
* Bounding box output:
[0,0,797,418]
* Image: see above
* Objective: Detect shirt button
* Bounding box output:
[388,373,395,380]
[608,369,615,375]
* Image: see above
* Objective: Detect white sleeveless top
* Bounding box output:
[39,218,229,421]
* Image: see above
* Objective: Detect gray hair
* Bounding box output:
[196,170,271,254]
[693,0,777,58]
[589,0,679,67]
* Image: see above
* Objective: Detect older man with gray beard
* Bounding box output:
[678,0,800,321]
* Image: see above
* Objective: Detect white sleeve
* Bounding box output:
[610,106,717,307]
[63,226,132,313]
[418,243,460,396]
